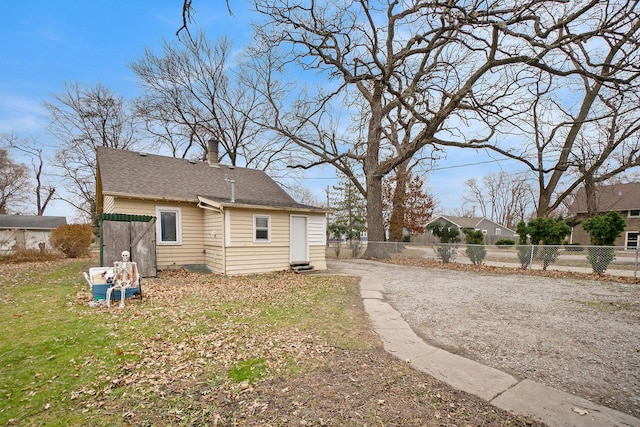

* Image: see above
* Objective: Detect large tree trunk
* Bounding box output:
[365,173,388,258]
[363,81,388,258]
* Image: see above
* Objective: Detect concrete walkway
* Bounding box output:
[332,262,640,427]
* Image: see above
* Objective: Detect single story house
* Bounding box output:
[96,144,330,275]
[417,215,517,245]
[0,214,67,254]
[567,182,640,248]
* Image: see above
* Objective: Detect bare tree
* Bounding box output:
[177,0,233,38]
[439,2,640,218]
[0,148,31,214]
[45,82,142,221]
[287,183,324,207]
[2,134,56,215]
[463,172,534,229]
[251,0,627,256]
[131,32,303,177]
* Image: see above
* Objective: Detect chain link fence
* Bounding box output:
[326,241,640,278]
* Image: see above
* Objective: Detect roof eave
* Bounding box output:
[221,202,330,213]
[105,191,197,204]
[198,195,330,213]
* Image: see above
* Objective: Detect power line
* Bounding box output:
[424,157,513,172]
[294,157,514,179]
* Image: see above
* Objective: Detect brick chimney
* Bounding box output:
[208,139,219,167]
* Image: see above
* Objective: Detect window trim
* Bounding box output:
[625,231,638,250]
[156,206,182,245]
[628,209,640,218]
[253,214,271,243]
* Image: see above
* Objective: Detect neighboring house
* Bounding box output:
[0,214,67,254]
[417,216,516,245]
[96,144,330,275]
[567,182,640,248]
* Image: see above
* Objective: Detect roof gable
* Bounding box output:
[96,147,319,211]
[0,214,67,230]
[427,215,514,232]
[568,182,640,214]
[428,215,481,228]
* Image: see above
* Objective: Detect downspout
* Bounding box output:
[220,205,227,275]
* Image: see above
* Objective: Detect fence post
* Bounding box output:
[635,246,639,279]
[529,244,535,269]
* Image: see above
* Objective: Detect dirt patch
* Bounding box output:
[329,259,640,419]
[218,348,544,426]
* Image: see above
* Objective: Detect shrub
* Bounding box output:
[587,247,616,274]
[583,211,626,273]
[463,229,486,265]
[517,245,536,269]
[516,218,571,270]
[495,238,515,247]
[583,211,626,246]
[50,224,93,258]
[426,222,460,263]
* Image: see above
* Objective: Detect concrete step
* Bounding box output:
[290,262,314,273]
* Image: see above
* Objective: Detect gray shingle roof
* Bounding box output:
[0,214,67,230]
[96,147,321,210]
[568,182,640,214]
[428,216,482,228]
[440,216,482,228]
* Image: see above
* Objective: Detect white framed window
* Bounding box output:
[156,206,182,245]
[254,214,271,242]
[625,232,638,250]
[496,228,502,235]
[628,209,640,218]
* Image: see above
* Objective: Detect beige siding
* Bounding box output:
[111,198,205,269]
[224,208,328,274]
[308,214,327,245]
[305,214,327,271]
[103,195,116,213]
[225,246,291,275]
[203,209,224,274]
[225,208,291,274]
[107,198,328,274]
[309,245,327,270]
[227,209,290,245]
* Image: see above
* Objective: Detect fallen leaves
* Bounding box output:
[67,269,345,423]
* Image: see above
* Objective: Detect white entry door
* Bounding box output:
[290,216,308,263]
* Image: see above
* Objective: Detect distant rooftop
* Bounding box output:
[0,214,67,230]
[568,182,640,214]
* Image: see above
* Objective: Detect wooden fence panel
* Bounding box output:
[101,218,157,277]
[131,220,157,277]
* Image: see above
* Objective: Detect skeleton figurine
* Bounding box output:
[107,250,139,308]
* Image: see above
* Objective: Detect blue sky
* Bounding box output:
[0,0,516,219]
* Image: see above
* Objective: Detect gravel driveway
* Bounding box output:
[328,259,640,419]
